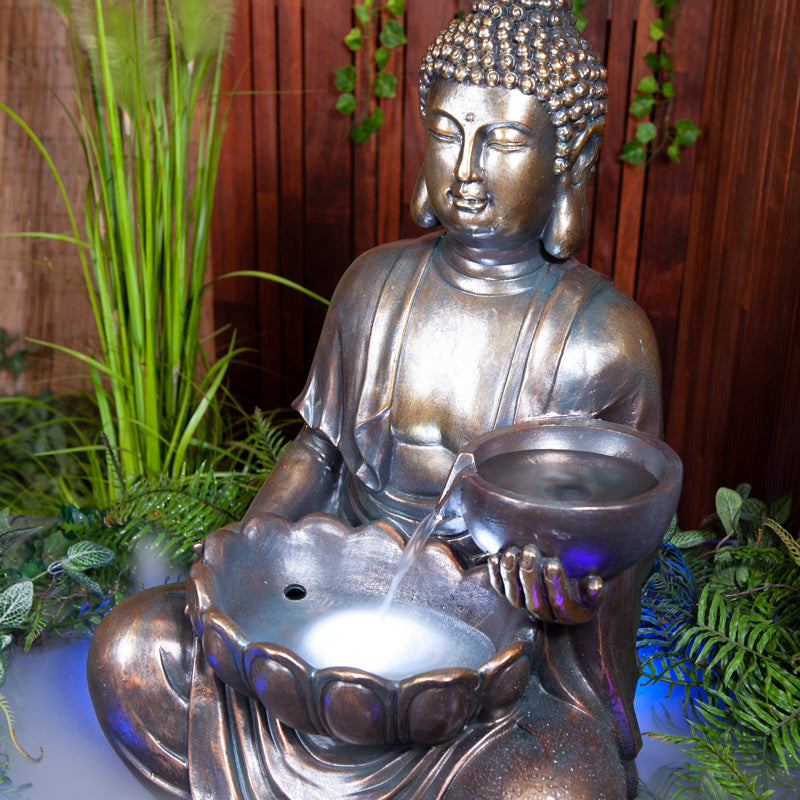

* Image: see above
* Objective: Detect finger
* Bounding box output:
[519,544,548,619]
[579,574,605,612]
[542,559,595,625]
[500,547,525,608]
[488,552,504,596]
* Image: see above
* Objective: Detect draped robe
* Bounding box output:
[88,232,663,800]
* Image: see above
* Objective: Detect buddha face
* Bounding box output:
[422,80,558,255]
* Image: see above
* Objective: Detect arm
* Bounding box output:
[244,426,344,522]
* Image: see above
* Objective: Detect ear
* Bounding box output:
[541,127,602,260]
[411,169,440,228]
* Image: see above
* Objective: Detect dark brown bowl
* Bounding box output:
[445,418,682,577]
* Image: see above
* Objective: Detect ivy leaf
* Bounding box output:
[374,70,397,98]
[379,19,406,49]
[716,487,743,538]
[354,4,372,25]
[0,581,33,629]
[629,95,655,118]
[64,540,114,571]
[659,52,673,71]
[636,75,659,95]
[344,27,363,51]
[645,52,660,71]
[335,65,356,92]
[675,118,701,146]
[336,93,356,115]
[385,0,405,16]
[351,107,385,142]
[620,140,646,164]
[662,81,675,98]
[374,46,390,70]
[650,18,666,41]
[636,121,658,143]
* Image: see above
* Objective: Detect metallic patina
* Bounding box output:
[87,2,676,798]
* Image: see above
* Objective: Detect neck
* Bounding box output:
[441,234,547,279]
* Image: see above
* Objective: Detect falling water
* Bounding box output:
[379,509,444,618]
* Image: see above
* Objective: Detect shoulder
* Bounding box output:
[551,261,662,435]
[331,232,441,309]
[553,261,658,355]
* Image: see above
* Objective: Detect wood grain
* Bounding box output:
[5,0,799,529]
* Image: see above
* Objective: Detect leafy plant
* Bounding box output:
[638,484,800,797]
[1,0,242,502]
[620,0,701,166]
[335,0,406,142]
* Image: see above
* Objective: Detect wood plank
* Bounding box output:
[0,2,92,395]
[211,1,260,409]
[352,9,380,257]
[613,0,657,297]
[274,0,307,401]
[399,0,455,242]
[667,0,800,524]
[376,2,407,246]
[251,0,285,409]
[589,0,636,277]
[634,0,713,408]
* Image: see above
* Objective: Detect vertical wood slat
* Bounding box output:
[275,0,309,399]
[666,0,800,524]
[6,1,799,530]
[634,0,713,407]
[302,0,354,379]
[210,2,259,409]
[612,0,657,298]
[0,2,91,394]
[589,0,635,277]
[251,0,283,410]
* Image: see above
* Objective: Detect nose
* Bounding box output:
[455,134,482,183]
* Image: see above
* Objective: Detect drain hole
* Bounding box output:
[284,583,307,600]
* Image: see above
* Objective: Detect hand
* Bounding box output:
[488,544,604,625]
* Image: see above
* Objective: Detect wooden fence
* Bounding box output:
[2,0,798,527]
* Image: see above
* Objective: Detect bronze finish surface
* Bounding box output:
[187,513,533,746]
[88,3,673,798]
[442,417,682,576]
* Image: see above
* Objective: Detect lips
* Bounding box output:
[449,189,488,213]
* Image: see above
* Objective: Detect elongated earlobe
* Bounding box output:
[541,181,588,259]
[542,129,601,259]
[411,170,439,228]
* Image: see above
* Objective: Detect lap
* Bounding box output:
[87,583,193,797]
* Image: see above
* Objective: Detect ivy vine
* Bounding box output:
[620,0,701,165]
[335,0,407,142]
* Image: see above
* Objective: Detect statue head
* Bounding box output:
[412,0,608,259]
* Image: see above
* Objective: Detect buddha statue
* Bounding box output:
[88,2,663,798]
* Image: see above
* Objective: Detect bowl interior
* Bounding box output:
[204,516,528,681]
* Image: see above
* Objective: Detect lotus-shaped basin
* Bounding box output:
[187,513,532,746]
[443,418,683,577]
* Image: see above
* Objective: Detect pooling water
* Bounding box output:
[478,449,657,504]
[294,601,494,680]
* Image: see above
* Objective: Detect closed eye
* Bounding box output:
[427,128,461,143]
[485,138,529,152]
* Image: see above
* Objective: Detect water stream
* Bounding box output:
[379,508,444,617]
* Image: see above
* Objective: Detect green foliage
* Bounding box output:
[1,0,242,502]
[572,0,587,32]
[335,1,406,143]
[620,0,701,166]
[638,485,800,797]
